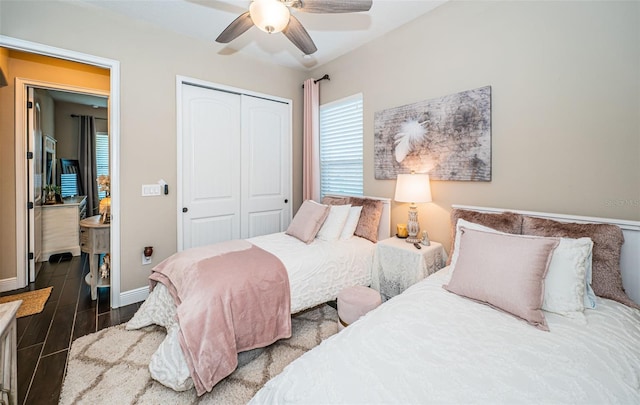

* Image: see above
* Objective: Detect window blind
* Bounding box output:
[96,132,109,199]
[319,93,363,198]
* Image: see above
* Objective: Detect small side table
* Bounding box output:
[80,215,110,300]
[372,237,448,301]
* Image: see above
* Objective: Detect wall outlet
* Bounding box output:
[142,253,152,265]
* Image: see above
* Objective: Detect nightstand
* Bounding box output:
[372,237,448,301]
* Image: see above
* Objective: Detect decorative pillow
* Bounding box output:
[321,196,350,206]
[542,237,593,319]
[349,197,384,243]
[317,204,352,241]
[285,200,330,244]
[447,209,523,265]
[522,216,638,309]
[444,228,560,331]
[340,206,363,240]
[449,219,497,270]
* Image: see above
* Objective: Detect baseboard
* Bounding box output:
[118,286,149,307]
[0,277,19,293]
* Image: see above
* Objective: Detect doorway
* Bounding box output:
[25,84,109,283]
[1,36,123,308]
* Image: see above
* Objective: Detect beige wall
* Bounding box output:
[0,1,307,293]
[311,0,640,249]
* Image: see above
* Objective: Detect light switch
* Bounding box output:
[142,184,162,196]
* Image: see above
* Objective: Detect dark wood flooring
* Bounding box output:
[0,254,141,405]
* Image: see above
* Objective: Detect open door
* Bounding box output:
[27,87,43,282]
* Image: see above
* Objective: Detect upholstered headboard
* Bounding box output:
[453,205,640,306]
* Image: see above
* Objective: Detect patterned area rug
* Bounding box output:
[59,305,338,404]
[0,287,53,318]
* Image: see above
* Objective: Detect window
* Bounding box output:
[96,132,110,199]
[60,132,109,198]
[319,93,363,198]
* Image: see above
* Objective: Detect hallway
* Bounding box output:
[0,254,140,405]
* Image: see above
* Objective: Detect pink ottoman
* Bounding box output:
[337,286,382,331]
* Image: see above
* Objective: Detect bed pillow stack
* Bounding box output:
[445,208,637,330]
[322,196,384,242]
[287,197,380,243]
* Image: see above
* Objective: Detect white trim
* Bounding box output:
[1,36,122,308]
[175,75,293,252]
[0,278,19,292]
[119,286,150,308]
[452,204,640,306]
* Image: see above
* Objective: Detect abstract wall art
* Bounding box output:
[374,86,491,181]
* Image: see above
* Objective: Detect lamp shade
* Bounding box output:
[394,173,432,203]
[250,0,290,34]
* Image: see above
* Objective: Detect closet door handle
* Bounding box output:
[182,207,188,213]
[284,199,288,204]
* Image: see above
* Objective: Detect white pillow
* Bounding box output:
[542,237,593,320]
[340,206,363,240]
[451,218,595,317]
[316,204,351,241]
[583,251,596,309]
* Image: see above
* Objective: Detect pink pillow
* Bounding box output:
[444,228,559,331]
[447,209,523,265]
[285,200,330,244]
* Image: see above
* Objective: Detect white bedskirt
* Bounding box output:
[251,267,640,404]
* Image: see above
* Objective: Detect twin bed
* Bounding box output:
[252,205,640,404]
[128,198,640,403]
[126,195,391,394]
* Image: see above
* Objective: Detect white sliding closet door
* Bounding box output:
[182,84,241,248]
[241,95,291,238]
[180,83,291,250]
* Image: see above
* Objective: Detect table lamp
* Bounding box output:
[394,173,432,243]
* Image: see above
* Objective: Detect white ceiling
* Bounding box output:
[81,0,446,70]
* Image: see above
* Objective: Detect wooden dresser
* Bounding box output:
[40,196,87,261]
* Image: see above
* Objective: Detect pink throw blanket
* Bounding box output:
[149,240,291,396]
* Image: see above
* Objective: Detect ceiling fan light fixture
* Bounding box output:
[250,0,290,34]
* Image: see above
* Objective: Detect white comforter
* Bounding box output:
[251,267,640,404]
[127,232,375,391]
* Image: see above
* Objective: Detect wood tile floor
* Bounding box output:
[0,254,141,405]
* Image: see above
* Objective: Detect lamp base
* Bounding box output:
[405,204,420,244]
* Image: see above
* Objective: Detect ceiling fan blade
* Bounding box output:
[293,0,373,13]
[282,15,318,55]
[215,11,254,43]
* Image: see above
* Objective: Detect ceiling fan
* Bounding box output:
[215,0,373,55]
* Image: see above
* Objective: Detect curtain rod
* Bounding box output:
[302,74,330,88]
[70,114,107,120]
